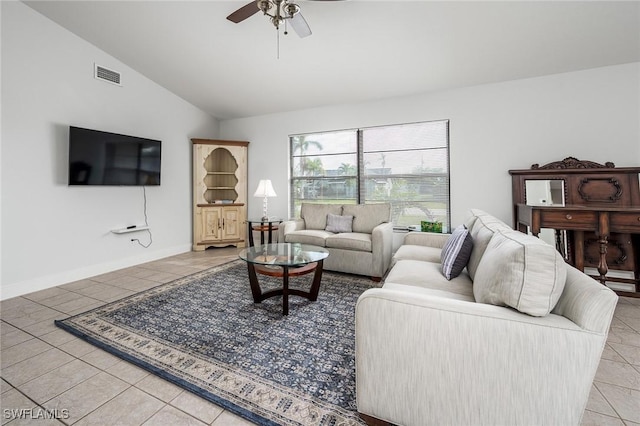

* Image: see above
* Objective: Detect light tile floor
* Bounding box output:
[1,248,639,425]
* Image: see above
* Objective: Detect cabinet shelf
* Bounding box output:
[207,172,236,175]
[111,226,150,234]
[207,186,236,190]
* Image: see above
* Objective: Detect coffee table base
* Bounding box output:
[247,260,324,315]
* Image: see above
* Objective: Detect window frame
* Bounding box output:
[289,120,450,230]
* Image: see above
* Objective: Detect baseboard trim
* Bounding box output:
[1,244,192,300]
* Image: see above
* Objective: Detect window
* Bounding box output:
[290,120,450,230]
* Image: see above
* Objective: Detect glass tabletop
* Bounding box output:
[239,243,329,267]
[247,218,283,224]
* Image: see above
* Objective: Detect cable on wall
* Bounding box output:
[131,186,153,248]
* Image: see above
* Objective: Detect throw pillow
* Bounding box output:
[472,230,567,317]
[300,203,342,230]
[440,225,474,280]
[325,213,353,233]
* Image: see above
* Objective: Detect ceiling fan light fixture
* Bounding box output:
[226,0,344,27]
[257,0,272,14]
[271,15,283,29]
[284,2,300,18]
[227,0,332,45]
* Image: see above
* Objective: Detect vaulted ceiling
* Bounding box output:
[24,1,640,120]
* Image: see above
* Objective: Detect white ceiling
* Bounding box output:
[24,1,640,120]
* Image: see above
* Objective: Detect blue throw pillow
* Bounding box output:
[441,225,474,280]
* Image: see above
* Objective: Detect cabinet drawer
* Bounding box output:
[539,210,597,230]
[610,212,640,233]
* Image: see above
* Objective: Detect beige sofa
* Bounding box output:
[278,203,393,280]
[355,209,618,426]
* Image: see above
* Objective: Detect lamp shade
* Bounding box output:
[254,179,277,198]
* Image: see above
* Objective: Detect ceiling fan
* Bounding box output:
[227,0,343,38]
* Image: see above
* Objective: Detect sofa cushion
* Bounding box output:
[326,233,372,252]
[469,208,510,228]
[342,203,390,233]
[284,230,333,247]
[466,212,512,280]
[383,283,475,303]
[473,230,567,317]
[325,213,353,233]
[300,203,342,230]
[384,259,474,298]
[393,245,442,263]
[403,232,450,249]
[440,225,473,280]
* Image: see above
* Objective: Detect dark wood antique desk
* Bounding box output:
[516,204,640,286]
[510,157,640,297]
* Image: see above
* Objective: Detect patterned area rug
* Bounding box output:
[55,260,380,425]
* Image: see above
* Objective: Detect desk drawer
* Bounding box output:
[540,210,597,230]
[610,212,640,233]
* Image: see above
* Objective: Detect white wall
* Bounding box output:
[1,2,219,299]
[2,2,638,300]
[220,63,640,227]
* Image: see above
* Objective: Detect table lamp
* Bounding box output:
[254,179,277,221]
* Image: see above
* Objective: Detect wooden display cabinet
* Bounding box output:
[510,157,640,297]
[192,139,249,250]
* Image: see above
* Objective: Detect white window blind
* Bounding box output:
[290,120,450,229]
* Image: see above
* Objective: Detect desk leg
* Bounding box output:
[555,230,566,259]
[268,223,273,244]
[597,212,611,285]
[574,231,585,272]
[597,235,609,284]
[531,210,541,238]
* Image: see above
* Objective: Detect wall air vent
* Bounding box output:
[94,64,121,86]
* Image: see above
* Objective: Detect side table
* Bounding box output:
[247,218,283,247]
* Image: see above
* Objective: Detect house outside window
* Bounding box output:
[290,120,450,230]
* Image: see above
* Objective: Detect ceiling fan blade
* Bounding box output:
[289,12,312,38]
[227,1,260,23]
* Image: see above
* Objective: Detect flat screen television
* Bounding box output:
[68,126,161,186]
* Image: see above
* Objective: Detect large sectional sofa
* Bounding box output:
[355,209,618,426]
[278,203,393,280]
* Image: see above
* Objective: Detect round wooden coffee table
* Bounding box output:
[238,243,329,315]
